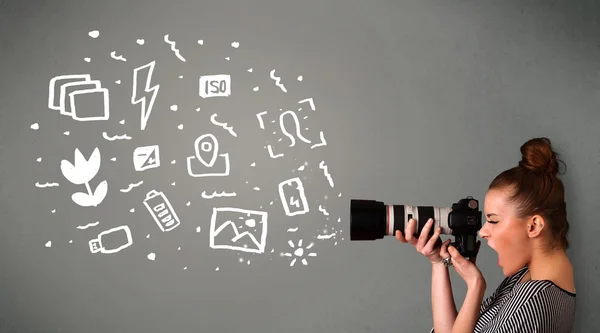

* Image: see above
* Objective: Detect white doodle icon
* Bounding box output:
[143,189,181,232]
[133,145,160,171]
[210,113,237,137]
[48,74,110,121]
[279,110,327,149]
[60,147,108,207]
[209,207,268,254]
[278,177,309,216]
[282,239,317,266]
[187,134,230,177]
[298,98,316,111]
[199,74,231,98]
[318,161,335,188]
[164,34,186,62]
[269,69,287,93]
[132,61,159,130]
[89,225,133,254]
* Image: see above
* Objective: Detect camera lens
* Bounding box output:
[350,199,453,240]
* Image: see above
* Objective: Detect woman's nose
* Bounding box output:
[478,224,489,239]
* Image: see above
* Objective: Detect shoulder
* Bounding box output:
[503,280,576,329]
[476,268,576,333]
[512,279,576,305]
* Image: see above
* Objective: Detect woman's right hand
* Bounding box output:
[395,218,452,264]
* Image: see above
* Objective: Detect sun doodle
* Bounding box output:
[282,239,317,266]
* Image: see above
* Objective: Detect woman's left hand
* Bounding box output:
[440,240,485,288]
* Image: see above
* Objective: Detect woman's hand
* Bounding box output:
[440,240,486,289]
[395,218,450,264]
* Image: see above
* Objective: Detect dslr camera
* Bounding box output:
[350,196,482,258]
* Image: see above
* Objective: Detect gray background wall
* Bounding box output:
[1,0,599,332]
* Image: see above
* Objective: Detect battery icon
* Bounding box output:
[143,189,181,232]
[278,177,309,216]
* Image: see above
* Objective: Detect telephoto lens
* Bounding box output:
[349,199,453,240]
[349,197,482,258]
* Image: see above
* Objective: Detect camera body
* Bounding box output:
[350,196,482,258]
[446,197,482,258]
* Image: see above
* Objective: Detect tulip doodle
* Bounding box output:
[60,147,108,207]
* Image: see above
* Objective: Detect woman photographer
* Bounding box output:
[396,137,576,333]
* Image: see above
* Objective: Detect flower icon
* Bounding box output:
[282,239,317,266]
[60,147,107,207]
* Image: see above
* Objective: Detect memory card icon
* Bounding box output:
[278,177,309,216]
[133,145,160,171]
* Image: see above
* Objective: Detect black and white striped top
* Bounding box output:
[430,265,576,333]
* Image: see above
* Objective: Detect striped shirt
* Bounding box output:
[430,265,576,333]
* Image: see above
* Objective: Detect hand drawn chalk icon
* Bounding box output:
[278,177,309,216]
[199,74,231,98]
[89,225,133,254]
[279,110,327,149]
[143,189,181,232]
[283,239,317,266]
[186,134,230,177]
[60,147,108,207]
[209,207,268,254]
[132,61,159,130]
[133,145,160,171]
[48,74,110,121]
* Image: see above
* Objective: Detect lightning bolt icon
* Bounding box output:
[289,196,301,208]
[132,61,159,130]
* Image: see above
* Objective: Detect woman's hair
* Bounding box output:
[488,137,569,251]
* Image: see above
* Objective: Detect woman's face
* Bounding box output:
[479,188,532,277]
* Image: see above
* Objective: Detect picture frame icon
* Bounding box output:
[209,207,268,254]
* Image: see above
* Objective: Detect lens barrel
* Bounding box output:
[350,199,452,240]
[349,199,387,240]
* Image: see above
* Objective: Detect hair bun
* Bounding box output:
[518,137,562,176]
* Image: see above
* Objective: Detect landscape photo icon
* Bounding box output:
[209,207,268,254]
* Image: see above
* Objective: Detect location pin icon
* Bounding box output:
[194,134,218,168]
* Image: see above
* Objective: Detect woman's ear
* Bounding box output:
[526,215,545,237]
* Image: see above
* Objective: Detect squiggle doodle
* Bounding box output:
[201,191,237,199]
[210,114,237,137]
[269,69,287,93]
[280,111,312,147]
[77,221,99,230]
[102,132,132,141]
[318,161,334,187]
[120,181,143,193]
[110,51,127,62]
[256,111,267,129]
[164,34,186,62]
[318,205,329,216]
[287,227,298,232]
[35,182,59,188]
[317,232,336,240]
